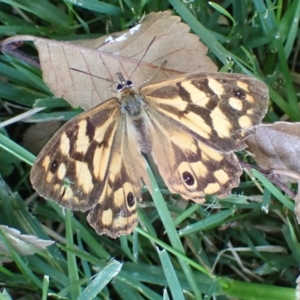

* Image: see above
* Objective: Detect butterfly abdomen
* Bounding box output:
[131,116,152,154]
[119,87,153,154]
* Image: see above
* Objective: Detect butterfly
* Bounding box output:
[30,72,268,238]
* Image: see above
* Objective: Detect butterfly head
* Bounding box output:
[116,73,133,92]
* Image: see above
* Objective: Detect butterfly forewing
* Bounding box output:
[31,99,118,209]
[141,73,268,152]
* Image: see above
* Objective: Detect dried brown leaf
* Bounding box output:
[245,122,300,183]
[1,11,217,110]
[22,121,63,155]
[295,186,300,225]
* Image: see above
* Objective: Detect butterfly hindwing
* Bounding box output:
[143,110,242,202]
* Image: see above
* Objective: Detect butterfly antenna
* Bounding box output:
[69,68,119,85]
[128,36,156,80]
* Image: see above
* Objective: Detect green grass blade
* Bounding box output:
[78,260,122,300]
[146,164,204,299]
[158,248,185,300]
[251,169,294,211]
[0,133,35,166]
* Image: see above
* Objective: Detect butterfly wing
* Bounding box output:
[141,110,242,202]
[31,98,147,238]
[142,72,268,152]
[140,73,268,202]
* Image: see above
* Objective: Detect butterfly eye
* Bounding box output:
[126,80,133,87]
[117,83,124,91]
[182,171,195,186]
[127,192,135,207]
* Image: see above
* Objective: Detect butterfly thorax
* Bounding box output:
[119,87,144,117]
[118,86,152,154]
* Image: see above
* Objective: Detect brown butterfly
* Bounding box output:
[30,72,268,238]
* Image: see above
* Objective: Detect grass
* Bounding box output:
[0,0,299,299]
